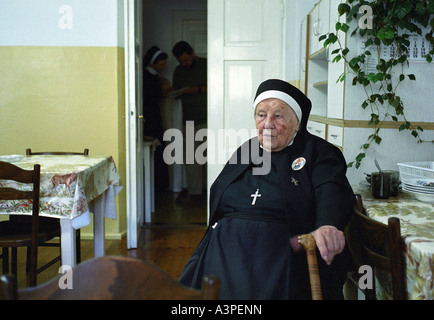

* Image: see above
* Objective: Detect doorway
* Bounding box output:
[127,0,285,246]
[141,0,208,226]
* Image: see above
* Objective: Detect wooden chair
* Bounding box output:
[0,250,5,274]
[25,148,88,264]
[0,256,221,300]
[0,161,60,287]
[345,194,407,300]
[26,148,89,156]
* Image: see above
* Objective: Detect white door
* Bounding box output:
[208,0,285,199]
[172,10,207,57]
[125,0,144,249]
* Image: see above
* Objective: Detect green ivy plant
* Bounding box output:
[320,0,434,168]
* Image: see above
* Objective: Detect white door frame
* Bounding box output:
[125,0,144,249]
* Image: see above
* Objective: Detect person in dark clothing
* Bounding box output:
[178,79,354,299]
[143,45,169,190]
[172,41,207,201]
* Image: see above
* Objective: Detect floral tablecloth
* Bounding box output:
[0,155,122,228]
[354,186,433,300]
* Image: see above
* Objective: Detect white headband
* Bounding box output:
[150,49,163,65]
[253,90,302,122]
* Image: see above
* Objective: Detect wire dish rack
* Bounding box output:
[397,161,434,204]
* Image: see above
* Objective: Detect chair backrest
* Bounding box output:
[350,194,406,300]
[354,193,366,214]
[26,148,89,156]
[0,256,220,300]
[0,161,41,286]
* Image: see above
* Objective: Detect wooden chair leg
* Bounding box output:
[11,248,17,275]
[25,246,37,287]
[2,248,9,274]
[25,247,30,273]
[76,229,81,263]
[25,246,30,286]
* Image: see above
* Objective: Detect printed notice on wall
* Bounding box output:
[358,22,433,72]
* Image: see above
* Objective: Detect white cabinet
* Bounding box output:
[304,0,346,148]
[308,0,330,56]
[307,120,326,139]
[301,0,434,187]
[327,0,345,119]
[307,47,328,117]
[327,125,343,147]
[327,57,345,119]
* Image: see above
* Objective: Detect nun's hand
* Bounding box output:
[311,225,345,266]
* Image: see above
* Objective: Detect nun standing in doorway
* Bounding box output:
[178,79,355,299]
[142,45,169,190]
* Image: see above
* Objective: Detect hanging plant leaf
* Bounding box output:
[415,2,427,16]
[427,0,434,14]
[338,3,350,16]
[321,0,434,168]
[377,28,395,40]
[395,2,412,20]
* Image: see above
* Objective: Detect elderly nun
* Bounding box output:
[178,79,354,300]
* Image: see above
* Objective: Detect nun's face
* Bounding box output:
[255,98,300,152]
[150,59,167,72]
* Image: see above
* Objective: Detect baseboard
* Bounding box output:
[79,230,126,241]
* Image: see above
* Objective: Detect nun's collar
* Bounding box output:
[145,66,158,75]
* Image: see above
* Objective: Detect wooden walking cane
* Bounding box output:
[298,233,323,300]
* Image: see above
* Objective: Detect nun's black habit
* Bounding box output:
[142,46,169,189]
[142,47,164,140]
[178,80,355,299]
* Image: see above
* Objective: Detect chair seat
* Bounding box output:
[0,221,60,247]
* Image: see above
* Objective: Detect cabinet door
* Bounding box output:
[327,61,344,118]
[327,125,343,147]
[308,0,330,56]
[317,0,330,41]
[307,120,326,139]
[327,0,345,119]
[308,4,320,56]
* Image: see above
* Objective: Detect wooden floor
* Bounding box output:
[9,190,208,288]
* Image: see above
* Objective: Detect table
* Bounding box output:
[0,154,123,267]
[354,186,433,300]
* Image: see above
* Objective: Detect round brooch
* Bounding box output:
[291,157,306,171]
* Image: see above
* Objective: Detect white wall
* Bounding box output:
[0,0,124,47]
[344,128,434,185]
